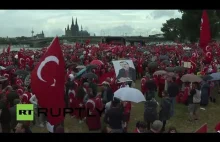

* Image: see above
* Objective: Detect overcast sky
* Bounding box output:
[0,10,182,37]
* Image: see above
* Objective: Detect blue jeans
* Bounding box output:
[170,97,176,117]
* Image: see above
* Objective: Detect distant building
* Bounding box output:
[149,34,164,38]
[64,17,90,37]
[33,31,45,39]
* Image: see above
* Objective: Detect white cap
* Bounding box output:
[14,54,18,59]
[69,74,74,81]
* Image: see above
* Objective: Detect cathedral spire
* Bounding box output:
[72,17,74,26]
[75,18,78,26]
[81,25,83,31]
[67,25,69,30]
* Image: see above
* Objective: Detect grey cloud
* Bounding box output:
[100,25,135,36]
[150,10,175,19]
[0,10,181,37]
[47,28,64,36]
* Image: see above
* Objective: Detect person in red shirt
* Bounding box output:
[158,75,165,98]
[181,82,190,105]
[122,101,131,133]
[141,76,147,95]
[215,122,220,133]
[85,88,101,131]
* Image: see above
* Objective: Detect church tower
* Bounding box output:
[71,17,76,36]
[75,18,79,36]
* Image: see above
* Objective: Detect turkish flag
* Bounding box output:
[200,10,211,52]
[195,123,208,133]
[31,37,65,125]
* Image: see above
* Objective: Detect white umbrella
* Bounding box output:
[114,87,146,103]
[0,66,6,70]
[76,65,86,69]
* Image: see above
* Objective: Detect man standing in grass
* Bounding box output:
[167,77,179,117]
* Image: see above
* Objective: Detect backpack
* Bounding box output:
[144,100,157,115]
[193,89,201,103]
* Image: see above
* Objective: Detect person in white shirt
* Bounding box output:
[29,94,44,128]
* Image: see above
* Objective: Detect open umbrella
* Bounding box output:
[5,65,15,71]
[159,55,169,60]
[114,87,146,103]
[153,70,167,76]
[66,63,78,68]
[148,62,158,69]
[90,60,104,66]
[166,72,176,77]
[201,75,213,81]
[0,77,7,82]
[86,64,97,71]
[161,60,170,65]
[82,73,98,79]
[181,74,202,82]
[76,65,86,69]
[0,66,6,70]
[210,73,220,81]
[165,67,175,72]
[14,70,29,76]
[75,68,87,79]
[174,66,186,73]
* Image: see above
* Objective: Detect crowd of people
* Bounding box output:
[0,41,220,133]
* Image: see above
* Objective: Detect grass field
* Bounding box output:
[32,80,220,133]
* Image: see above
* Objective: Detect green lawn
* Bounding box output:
[32,80,220,133]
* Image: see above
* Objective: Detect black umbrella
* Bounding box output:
[174,66,186,73]
[148,62,158,69]
[159,55,169,60]
[201,75,213,81]
[82,73,98,79]
[5,65,15,71]
[161,60,170,65]
[14,70,29,76]
[165,67,175,72]
[66,62,78,68]
[86,65,97,71]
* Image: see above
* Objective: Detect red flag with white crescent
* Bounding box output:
[200,10,211,52]
[31,37,65,125]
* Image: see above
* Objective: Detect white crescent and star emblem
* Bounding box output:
[19,58,24,64]
[205,46,210,52]
[200,19,203,30]
[37,56,59,87]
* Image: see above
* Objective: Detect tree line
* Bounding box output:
[161,10,220,42]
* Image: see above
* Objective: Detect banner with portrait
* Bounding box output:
[112,60,136,83]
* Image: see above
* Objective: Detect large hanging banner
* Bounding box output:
[112,60,136,83]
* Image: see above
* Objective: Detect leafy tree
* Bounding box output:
[161,18,185,41]
[179,10,220,42]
